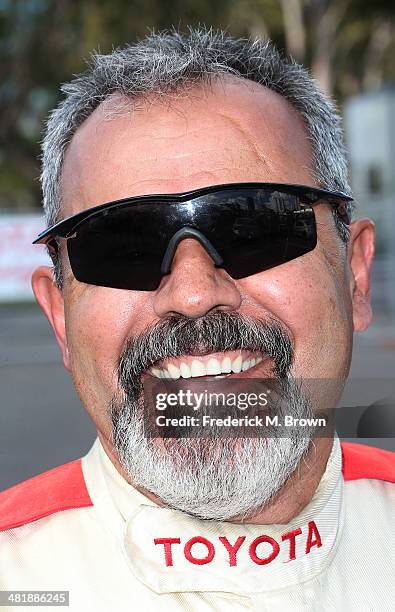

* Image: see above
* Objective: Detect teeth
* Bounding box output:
[150,354,264,379]
[167,363,180,380]
[242,359,251,372]
[222,356,232,373]
[232,355,243,373]
[191,360,206,377]
[206,358,222,375]
[180,362,191,379]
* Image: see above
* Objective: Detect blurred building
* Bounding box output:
[344,89,395,321]
[0,213,48,302]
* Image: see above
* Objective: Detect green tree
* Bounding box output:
[0,0,394,211]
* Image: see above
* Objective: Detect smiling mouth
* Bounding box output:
[146,350,272,380]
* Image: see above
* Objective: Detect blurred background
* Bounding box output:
[0,0,394,490]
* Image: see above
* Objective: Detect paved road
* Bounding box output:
[0,303,394,490]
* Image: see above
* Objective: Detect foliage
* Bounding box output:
[0,0,394,210]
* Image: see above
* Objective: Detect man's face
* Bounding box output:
[33,76,374,519]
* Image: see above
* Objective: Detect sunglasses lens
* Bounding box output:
[179,189,317,279]
[66,188,317,290]
[67,209,167,290]
[213,209,317,278]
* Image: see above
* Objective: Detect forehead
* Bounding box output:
[61,76,315,216]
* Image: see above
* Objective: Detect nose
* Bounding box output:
[152,238,242,318]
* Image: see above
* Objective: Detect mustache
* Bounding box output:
[118,311,294,397]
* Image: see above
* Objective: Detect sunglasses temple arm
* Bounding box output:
[160,227,224,275]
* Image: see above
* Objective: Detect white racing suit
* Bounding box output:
[0,436,394,611]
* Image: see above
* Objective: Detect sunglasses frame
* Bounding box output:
[33,182,352,254]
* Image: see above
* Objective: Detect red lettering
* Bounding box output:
[249,535,280,565]
[219,536,246,567]
[184,536,215,565]
[281,527,303,561]
[305,521,322,554]
[154,524,321,569]
[154,537,181,567]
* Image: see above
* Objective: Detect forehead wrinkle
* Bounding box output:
[66,87,270,172]
[126,113,271,171]
[133,143,261,163]
[117,169,240,195]
[124,109,263,142]
[216,111,272,170]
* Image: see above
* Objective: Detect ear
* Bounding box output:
[31,266,71,370]
[347,219,375,332]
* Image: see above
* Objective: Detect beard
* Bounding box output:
[109,311,315,521]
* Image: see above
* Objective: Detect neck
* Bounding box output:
[98,432,333,525]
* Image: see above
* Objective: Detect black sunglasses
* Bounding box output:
[33,183,352,291]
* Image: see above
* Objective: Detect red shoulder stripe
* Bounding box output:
[341,442,395,483]
[0,459,93,532]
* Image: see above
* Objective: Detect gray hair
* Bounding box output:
[40,27,353,287]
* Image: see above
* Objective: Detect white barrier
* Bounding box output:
[0,214,50,302]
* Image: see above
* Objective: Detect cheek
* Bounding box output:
[64,287,152,411]
[240,253,353,378]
